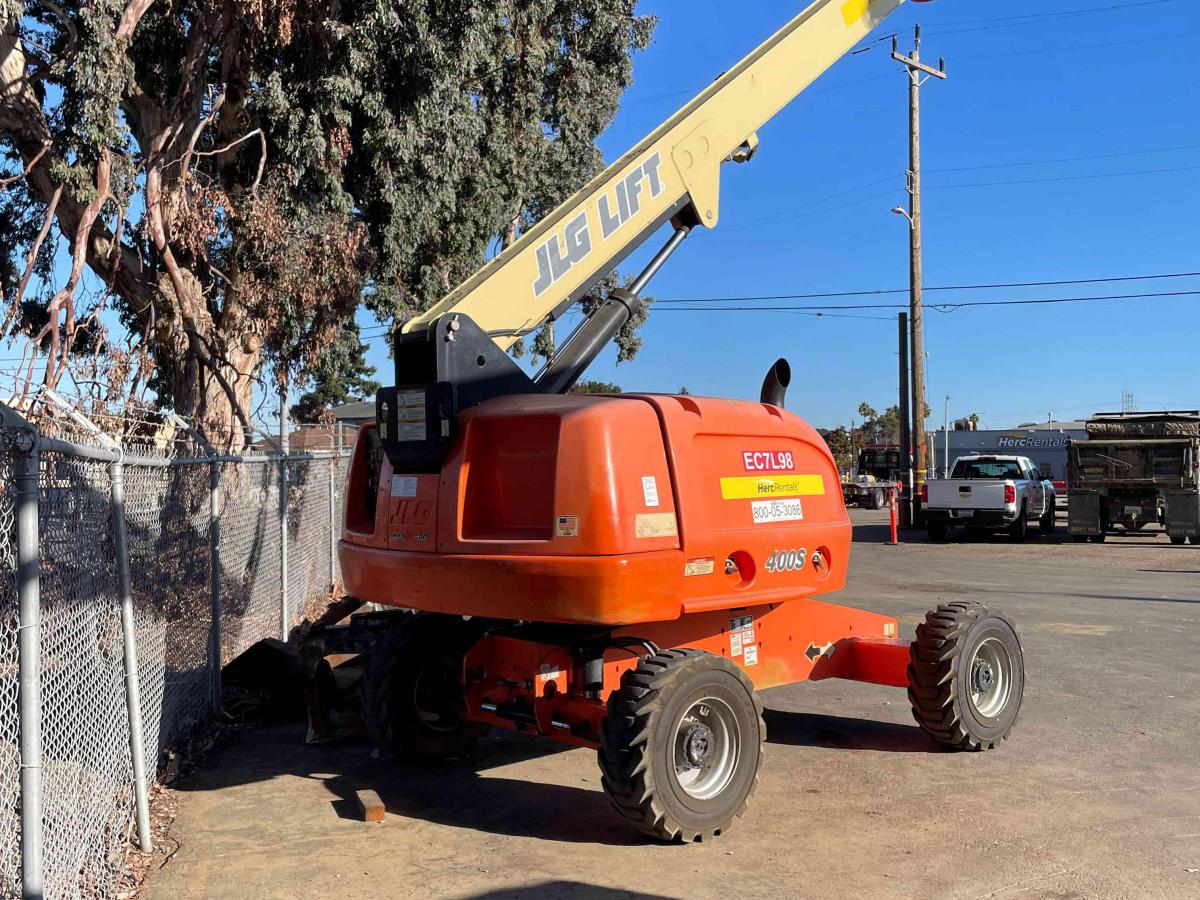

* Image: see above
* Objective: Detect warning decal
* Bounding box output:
[391,476,418,498]
[720,474,825,501]
[684,557,715,577]
[641,475,661,508]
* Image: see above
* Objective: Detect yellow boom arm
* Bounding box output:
[403,0,909,348]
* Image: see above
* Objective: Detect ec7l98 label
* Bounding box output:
[743,450,795,472]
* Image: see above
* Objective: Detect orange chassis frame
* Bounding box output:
[461,596,910,750]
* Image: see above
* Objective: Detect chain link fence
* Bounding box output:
[0,399,351,899]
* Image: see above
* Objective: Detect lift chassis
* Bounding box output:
[334,0,1025,843]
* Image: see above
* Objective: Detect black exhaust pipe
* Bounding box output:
[759,358,791,408]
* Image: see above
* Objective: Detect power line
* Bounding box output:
[926,142,1200,174]
[928,164,1200,190]
[655,270,1200,305]
[928,0,1181,29]
[654,289,1200,314]
[924,0,1183,36]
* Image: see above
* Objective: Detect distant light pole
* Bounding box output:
[943,394,950,479]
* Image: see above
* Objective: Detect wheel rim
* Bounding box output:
[672,697,740,800]
[968,637,1013,719]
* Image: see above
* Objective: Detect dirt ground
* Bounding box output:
[145,510,1200,899]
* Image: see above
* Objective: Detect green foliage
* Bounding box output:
[823,426,854,471]
[0,1,655,445]
[570,379,622,394]
[290,323,381,423]
[858,402,902,443]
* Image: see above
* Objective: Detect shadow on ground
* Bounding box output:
[762,709,942,754]
[460,883,678,900]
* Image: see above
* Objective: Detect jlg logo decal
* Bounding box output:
[743,450,795,472]
[532,152,667,297]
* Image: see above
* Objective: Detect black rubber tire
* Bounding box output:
[1071,535,1089,543]
[1170,535,1187,546]
[1039,501,1055,536]
[927,521,948,542]
[1089,532,1107,544]
[360,612,489,760]
[1190,536,1198,545]
[872,489,886,510]
[599,649,764,842]
[908,601,1024,751]
[1009,507,1028,542]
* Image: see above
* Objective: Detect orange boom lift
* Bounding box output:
[336,0,1025,841]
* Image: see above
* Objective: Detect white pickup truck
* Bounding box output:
[925,455,1056,541]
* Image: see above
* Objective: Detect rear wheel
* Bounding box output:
[1039,501,1055,535]
[1170,535,1187,546]
[361,612,488,760]
[872,489,886,510]
[927,521,948,542]
[599,650,764,842]
[908,602,1024,750]
[1089,532,1107,544]
[1009,508,1028,542]
[1071,535,1088,543]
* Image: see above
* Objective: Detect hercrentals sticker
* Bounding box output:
[720,474,825,500]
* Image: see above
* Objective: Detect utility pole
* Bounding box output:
[898,312,912,529]
[893,26,945,523]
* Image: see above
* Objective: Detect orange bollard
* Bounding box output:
[888,486,899,545]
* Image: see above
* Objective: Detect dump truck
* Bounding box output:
[1067,411,1200,544]
[316,0,1025,843]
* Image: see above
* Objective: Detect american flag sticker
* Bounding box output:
[556,516,580,537]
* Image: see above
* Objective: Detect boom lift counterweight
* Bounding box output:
[335,0,1024,843]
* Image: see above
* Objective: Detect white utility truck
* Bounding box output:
[925,455,1056,541]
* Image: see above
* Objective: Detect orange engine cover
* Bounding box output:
[339,393,851,625]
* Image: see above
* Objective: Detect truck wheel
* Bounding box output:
[1039,502,1055,536]
[599,649,764,842]
[361,612,488,760]
[872,489,886,510]
[908,602,1024,751]
[1190,536,1198,545]
[1071,535,1088,543]
[1170,535,1187,545]
[927,521,948,542]
[1009,509,1028,542]
[1089,532,1107,544]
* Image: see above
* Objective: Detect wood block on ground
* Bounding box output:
[355,789,385,823]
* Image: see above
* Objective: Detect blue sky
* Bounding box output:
[367,0,1200,431]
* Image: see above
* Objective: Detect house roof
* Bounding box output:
[331,400,374,421]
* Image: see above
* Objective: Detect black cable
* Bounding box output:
[656,271,1200,305]
[654,289,1200,313]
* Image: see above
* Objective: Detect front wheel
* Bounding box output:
[908,601,1024,751]
[1171,535,1187,546]
[599,650,764,842]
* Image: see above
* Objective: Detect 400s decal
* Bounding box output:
[764,548,808,573]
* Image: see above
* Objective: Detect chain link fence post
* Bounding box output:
[41,390,153,853]
[6,406,44,899]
